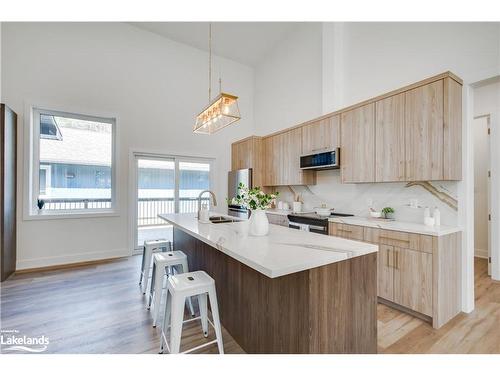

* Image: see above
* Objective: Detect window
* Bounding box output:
[31,108,116,215]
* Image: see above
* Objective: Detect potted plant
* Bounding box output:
[231,183,279,236]
[381,207,395,220]
[37,198,45,213]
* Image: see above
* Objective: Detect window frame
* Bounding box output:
[27,107,118,219]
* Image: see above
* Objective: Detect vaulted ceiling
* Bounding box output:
[129,22,302,66]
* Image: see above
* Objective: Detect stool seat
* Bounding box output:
[154,251,187,265]
[168,271,214,293]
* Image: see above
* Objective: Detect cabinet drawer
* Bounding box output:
[329,223,364,240]
[364,227,433,253]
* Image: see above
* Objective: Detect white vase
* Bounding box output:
[249,209,269,236]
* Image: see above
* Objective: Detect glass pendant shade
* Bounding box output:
[193,93,241,134]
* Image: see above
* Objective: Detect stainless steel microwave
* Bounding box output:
[300,148,340,170]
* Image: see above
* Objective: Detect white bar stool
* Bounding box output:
[159,271,224,354]
[148,251,195,327]
[139,239,170,294]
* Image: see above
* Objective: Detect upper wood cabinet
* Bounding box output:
[262,128,316,186]
[375,93,405,182]
[233,72,462,186]
[405,80,444,181]
[301,115,340,155]
[340,103,375,183]
[443,77,462,180]
[231,136,263,187]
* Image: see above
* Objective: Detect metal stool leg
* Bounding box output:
[169,294,185,354]
[198,292,208,337]
[208,286,224,354]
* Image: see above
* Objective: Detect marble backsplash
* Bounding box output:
[274,170,459,226]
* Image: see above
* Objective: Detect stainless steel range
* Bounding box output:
[287,212,354,235]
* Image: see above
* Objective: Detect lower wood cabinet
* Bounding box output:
[329,222,461,328]
[393,247,433,316]
[377,245,395,301]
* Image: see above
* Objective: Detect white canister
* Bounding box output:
[424,216,435,227]
[282,202,289,210]
[293,201,302,213]
[433,207,441,226]
[277,201,283,210]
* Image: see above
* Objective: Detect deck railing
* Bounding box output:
[42,197,209,226]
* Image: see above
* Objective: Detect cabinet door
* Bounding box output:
[281,128,302,185]
[375,93,405,182]
[405,80,444,181]
[377,245,395,301]
[394,247,433,316]
[443,77,462,180]
[302,115,340,155]
[231,140,252,170]
[340,103,375,183]
[263,135,280,186]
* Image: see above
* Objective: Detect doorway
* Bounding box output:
[132,153,214,250]
[473,115,492,275]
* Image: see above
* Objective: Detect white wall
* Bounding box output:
[254,23,322,135]
[473,117,489,258]
[474,79,500,279]
[1,22,255,269]
[338,22,500,107]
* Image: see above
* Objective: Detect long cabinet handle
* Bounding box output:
[386,250,390,267]
[338,228,353,233]
[395,250,399,269]
[378,235,410,243]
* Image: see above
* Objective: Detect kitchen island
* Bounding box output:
[159,213,378,354]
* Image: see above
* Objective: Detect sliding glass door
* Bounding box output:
[134,154,213,249]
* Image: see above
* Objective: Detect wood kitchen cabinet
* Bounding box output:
[377,245,395,301]
[394,247,433,316]
[340,103,376,183]
[330,222,461,328]
[405,80,444,181]
[231,136,264,187]
[301,115,340,155]
[375,93,405,182]
[262,128,316,186]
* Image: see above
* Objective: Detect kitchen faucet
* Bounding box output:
[197,190,217,220]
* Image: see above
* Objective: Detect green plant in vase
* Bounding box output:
[381,207,395,219]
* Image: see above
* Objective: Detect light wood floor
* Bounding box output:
[1,256,498,354]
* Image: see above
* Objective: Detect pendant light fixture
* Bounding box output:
[193,23,241,134]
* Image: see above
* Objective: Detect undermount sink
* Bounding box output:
[209,216,236,224]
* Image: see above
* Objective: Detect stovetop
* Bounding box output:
[287,212,354,223]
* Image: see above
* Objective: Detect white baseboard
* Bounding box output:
[475,248,489,259]
[16,248,132,270]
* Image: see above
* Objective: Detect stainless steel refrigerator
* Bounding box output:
[227,168,252,219]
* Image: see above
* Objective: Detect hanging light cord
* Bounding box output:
[208,23,212,103]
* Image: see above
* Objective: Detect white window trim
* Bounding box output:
[24,105,118,220]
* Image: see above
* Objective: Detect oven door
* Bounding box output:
[289,221,310,231]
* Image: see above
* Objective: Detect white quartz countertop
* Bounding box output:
[159,213,378,278]
[328,216,461,236]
